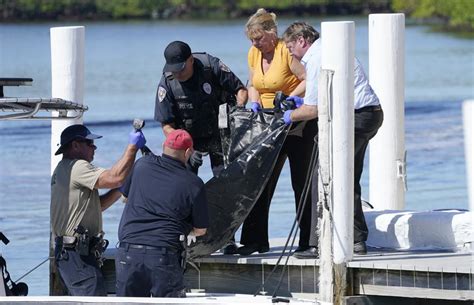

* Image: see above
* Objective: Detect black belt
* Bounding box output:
[119,242,179,254]
[355,105,382,113]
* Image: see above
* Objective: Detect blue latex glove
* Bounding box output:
[250,101,262,113]
[286,96,304,108]
[129,130,146,149]
[283,110,293,125]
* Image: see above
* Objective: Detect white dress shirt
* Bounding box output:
[302,39,379,109]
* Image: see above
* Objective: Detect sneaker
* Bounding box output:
[293,246,318,259]
[354,241,367,255]
[222,242,238,255]
[294,245,310,253]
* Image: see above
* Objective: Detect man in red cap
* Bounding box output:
[116,129,209,297]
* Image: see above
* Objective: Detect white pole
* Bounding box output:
[463,100,474,237]
[321,21,355,264]
[49,25,85,296]
[50,26,85,174]
[368,14,405,210]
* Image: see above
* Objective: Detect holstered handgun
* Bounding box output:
[74,225,90,256]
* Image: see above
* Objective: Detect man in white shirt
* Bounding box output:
[282,22,384,257]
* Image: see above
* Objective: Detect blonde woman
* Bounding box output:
[237,8,318,257]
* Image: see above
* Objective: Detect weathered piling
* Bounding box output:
[319,20,356,305]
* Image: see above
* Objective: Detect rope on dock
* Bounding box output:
[15,256,51,282]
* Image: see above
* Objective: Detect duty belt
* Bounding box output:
[55,236,77,248]
[55,235,108,255]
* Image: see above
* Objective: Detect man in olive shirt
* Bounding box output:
[51,124,146,296]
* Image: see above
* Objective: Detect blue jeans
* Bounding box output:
[115,244,185,297]
[55,248,106,296]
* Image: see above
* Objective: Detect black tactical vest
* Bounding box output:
[165,53,235,142]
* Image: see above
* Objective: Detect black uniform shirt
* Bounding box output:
[154,53,245,126]
[118,154,209,249]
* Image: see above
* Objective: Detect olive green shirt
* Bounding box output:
[51,159,106,238]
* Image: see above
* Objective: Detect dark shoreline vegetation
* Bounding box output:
[1,0,472,34]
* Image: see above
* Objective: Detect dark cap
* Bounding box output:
[164,129,193,150]
[55,124,102,155]
[163,41,192,73]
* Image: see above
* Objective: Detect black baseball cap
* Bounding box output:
[55,124,102,155]
[163,41,192,73]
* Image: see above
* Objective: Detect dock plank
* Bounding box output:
[102,239,473,301]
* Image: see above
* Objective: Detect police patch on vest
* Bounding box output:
[219,60,231,72]
[178,102,194,110]
[203,82,212,94]
[158,86,167,102]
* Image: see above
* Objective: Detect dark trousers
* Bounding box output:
[240,119,318,248]
[310,108,383,244]
[115,245,185,297]
[55,248,106,296]
[353,109,383,242]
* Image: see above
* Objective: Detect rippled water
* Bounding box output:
[0,17,472,295]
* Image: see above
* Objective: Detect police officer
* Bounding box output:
[51,124,146,296]
[116,129,209,297]
[154,40,248,177]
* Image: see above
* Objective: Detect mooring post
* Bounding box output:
[50,26,85,174]
[320,20,355,305]
[368,13,406,210]
[49,26,85,295]
[463,100,474,246]
[318,68,334,304]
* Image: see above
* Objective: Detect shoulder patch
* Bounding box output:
[219,60,231,73]
[87,163,99,171]
[202,82,212,94]
[158,86,167,102]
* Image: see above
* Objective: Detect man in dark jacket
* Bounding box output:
[116,129,209,297]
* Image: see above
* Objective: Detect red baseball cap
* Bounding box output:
[164,129,193,150]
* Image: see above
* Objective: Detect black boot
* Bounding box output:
[354,241,367,255]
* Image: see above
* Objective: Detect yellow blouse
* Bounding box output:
[248,41,301,108]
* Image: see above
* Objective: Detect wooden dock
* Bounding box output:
[101,239,473,304]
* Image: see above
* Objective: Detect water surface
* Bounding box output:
[0,17,472,295]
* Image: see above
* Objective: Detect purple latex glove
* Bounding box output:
[119,184,127,195]
[283,110,293,125]
[129,130,146,149]
[286,96,304,108]
[250,101,262,113]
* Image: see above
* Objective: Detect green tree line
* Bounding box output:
[0,0,390,19]
[393,0,474,32]
[1,0,472,32]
